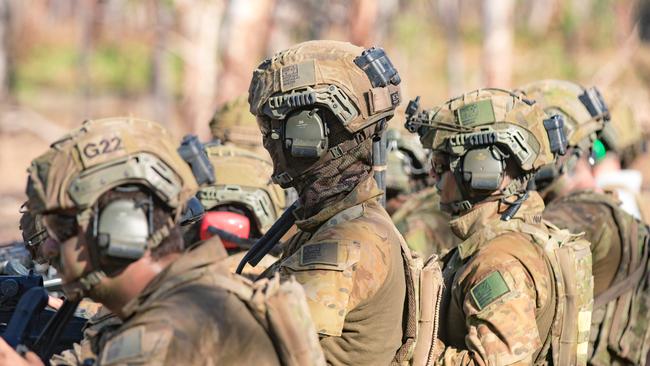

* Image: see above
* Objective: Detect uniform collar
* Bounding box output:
[121,236,228,319]
[449,191,545,259]
[294,176,383,232]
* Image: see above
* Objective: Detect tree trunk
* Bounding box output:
[482,0,515,88]
[150,0,172,126]
[216,0,275,106]
[176,0,224,140]
[437,0,464,95]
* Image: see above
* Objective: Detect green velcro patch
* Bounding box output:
[300,242,339,266]
[456,99,496,126]
[470,271,510,310]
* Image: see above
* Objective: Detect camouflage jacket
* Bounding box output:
[544,190,650,365]
[274,177,407,366]
[437,192,556,365]
[391,186,460,257]
[94,239,280,366]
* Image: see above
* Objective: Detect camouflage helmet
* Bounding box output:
[516,80,609,187]
[406,88,564,213]
[385,128,432,196]
[595,86,648,167]
[26,117,198,224]
[248,40,401,134]
[198,143,285,234]
[209,94,262,148]
[517,79,608,156]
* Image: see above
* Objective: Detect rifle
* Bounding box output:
[0,275,86,362]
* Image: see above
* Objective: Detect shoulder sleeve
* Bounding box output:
[99,323,174,365]
[437,237,547,365]
[279,240,361,336]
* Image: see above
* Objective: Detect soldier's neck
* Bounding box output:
[96,252,180,319]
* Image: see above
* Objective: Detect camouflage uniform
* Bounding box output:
[391,186,460,257]
[24,117,323,365]
[520,80,650,365]
[273,176,407,365]
[439,192,558,365]
[406,88,593,365]
[248,41,416,365]
[94,239,281,366]
[209,95,268,156]
[544,192,650,365]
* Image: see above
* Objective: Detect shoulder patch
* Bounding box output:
[301,242,338,266]
[101,326,144,365]
[470,271,510,310]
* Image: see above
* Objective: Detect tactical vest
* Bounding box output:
[216,273,327,366]
[286,202,445,366]
[558,192,650,365]
[446,218,593,365]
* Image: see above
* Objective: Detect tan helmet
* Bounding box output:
[516,79,610,188]
[406,88,563,213]
[248,40,402,187]
[517,79,608,155]
[209,94,262,149]
[198,143,285,234]
[26,116,198,225]
[600,88,647,167]
[385,127,432,197]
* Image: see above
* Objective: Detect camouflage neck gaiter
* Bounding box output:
[295,139,373,219]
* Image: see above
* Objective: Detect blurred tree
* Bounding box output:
[437,0,464,95]
[526,0,557,36]
[482,0,514,87]
[176,0,224,140]
[150,0,173,126]
[77,0,102,120]
[216,0,275,106]
[349,0,378,47]
[0,0,13,101]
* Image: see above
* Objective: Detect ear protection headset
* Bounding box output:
[283,108,329,158]
[455,145,508,192]
[92,187,154,265]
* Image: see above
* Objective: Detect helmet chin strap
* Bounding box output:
[442,174,532,217]
[61,270,106,302]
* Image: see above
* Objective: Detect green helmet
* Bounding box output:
[516,79,610,187]
[209,95,262,149]
[406,88,564,213]
[198,143,285,234]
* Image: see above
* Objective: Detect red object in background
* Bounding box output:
[199,211,250,249]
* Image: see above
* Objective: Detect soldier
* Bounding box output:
[0,117,322,366]
[391,186,460,258]
[384,127,433,214]
[209,94,268,156]
[406,88,593,365]
[519,79,650,365]
[190,143,286,278]
[247,40,418,365]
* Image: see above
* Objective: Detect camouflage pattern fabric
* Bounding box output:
[223,248,277,281]
[209,95,265,153]
[51,306,122,366]
[436,192,581,365]
[273,176,407,366]
[96,239,281,366]
[391,186,460,257]
[544,190,650,366]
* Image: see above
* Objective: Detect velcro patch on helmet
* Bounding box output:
[470,270,510,310]
[76,133,125,169]
[456,100,496,127]
[280,60,316,92]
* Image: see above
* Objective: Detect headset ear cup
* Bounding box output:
[96,199,150,265]
[283,109,328,158]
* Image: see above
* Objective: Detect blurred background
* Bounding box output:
[0,0,649,242]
